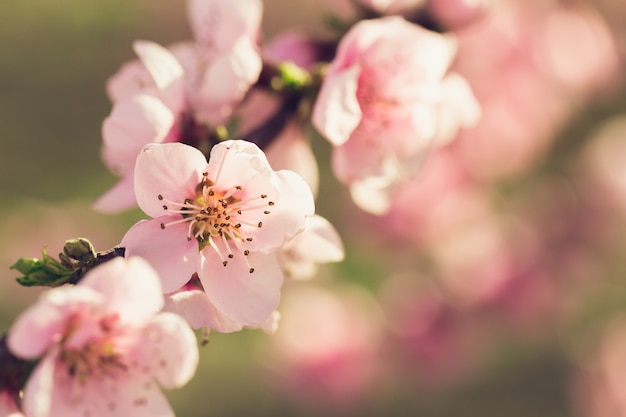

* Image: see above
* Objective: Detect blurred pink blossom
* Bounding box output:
[450,0,620,180]
[7,257,198,417]
[268,284,384,409]
[121,141,314,330]
[96,0,263,212]
[312,16,479,214]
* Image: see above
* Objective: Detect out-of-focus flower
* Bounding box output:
[378,274,484,385]
[7,257,198,417]
[267,284,384,409]
[121,140,314,330]
[312,16,479,214]
[450,0,619,180]
[95,41,185,212]
[95,0,263,213]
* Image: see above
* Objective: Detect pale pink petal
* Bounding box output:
[133,40,185,113]
[133,142,207,219]
[22,351,59,417]
[433,72,481,146]
[193,38,262,125]
[264,122,320,197]
[92,172,136,214]
[199,248,283,326]
[8,288,102,360]
[238,170,314,253]
[101,94,175,175]
[312,64,362,146]
[290,215,345,263]
[164,287,245,332]
[121,219,201,293]
[80,257,164,327]
[206,140,273,189]
[349,176,395,215]
[59,373,175,417]
[187,0,262,56]
[127,312,199,389]
[106,59,153,103]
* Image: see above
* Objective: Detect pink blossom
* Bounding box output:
[121,140,314,329]
[449,0,619,180]
[6,257,198,417]
[94,41,185,213]
[312,16,479,214]
[95,0,263,213]
[267,284,384,409]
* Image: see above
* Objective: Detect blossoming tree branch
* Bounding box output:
[2,0,622,415]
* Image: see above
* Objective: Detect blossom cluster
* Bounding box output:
[2,0,625,416]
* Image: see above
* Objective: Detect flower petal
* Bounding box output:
[101,94,175,175]
[80,257,164,327]
[200,247,283,326]
[164,287,245,332]
[92,172,137,214]
[121,219,201,293]
[133,40,185,112]
[133,142,207,219]
[312,63,362,146]
[8,287,102,360]
[127,312,199,389]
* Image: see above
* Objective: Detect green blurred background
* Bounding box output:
[1,1,625,416]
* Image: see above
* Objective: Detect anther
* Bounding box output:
[257,222,263,228]
[261,194,267,199]
[249,268,255,273]
[208,191,215,196]
[202,172,208,177]
[246,237,253,242]
[162,205,168,210]
[228,254,234,259]
[268,201,275,206]
[235,186,242,190]
[222,261,228,267]
[264,211,270,214]
[237,210,242,215]
[235,223,241,228]
[157,195,164,200]
[244,250,249,256]
[160,223,165,230]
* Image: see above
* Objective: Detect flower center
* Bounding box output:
[59,315,126,384]
[157,173,274,273]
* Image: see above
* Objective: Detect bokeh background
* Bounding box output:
[2,1,626,416]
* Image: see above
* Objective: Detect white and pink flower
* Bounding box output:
[121,140,314,330]
[312,16,480,214]
[95,0,263,213]
[7,257,198,417]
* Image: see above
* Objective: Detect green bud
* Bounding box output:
[272,62,312,91]
[63,238,96,265]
